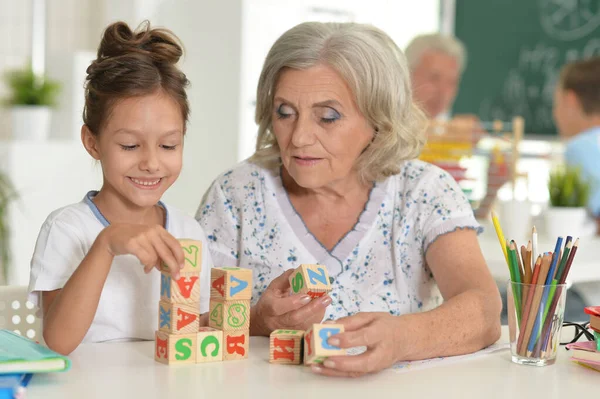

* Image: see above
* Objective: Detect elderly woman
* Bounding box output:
[196,22,501,377]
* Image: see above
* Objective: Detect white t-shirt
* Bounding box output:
[197,160,481,321]
[28,191,213,343]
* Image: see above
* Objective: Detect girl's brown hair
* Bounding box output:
[83,21,189,135]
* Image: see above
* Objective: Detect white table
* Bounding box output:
[27,327,597,399]
[478,221,600,285]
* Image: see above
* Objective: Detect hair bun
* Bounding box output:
[97,20,183,65]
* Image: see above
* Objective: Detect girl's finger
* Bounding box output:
[150,235,180,280]
[158,228,185,268]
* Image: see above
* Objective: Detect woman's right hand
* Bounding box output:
[250,269,332,336]
[99,223,185,279]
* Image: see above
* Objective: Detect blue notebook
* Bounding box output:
[0,330,71,374]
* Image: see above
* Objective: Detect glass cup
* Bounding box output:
[507,280,567,366]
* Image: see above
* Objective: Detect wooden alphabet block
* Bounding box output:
[210,267,253,300]
[158,300,200,334]
[154,330,197,364]
[304,324,346,365]
[208,299,250,331]
[223,329,249,361]
[160,271,201,305]
[196,327,223,363]
[162,239,202,274]
[288,264,331,299]
[269,329,304,364]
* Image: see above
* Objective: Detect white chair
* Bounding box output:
[0,285,43,343]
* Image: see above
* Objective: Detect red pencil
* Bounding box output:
[517,255,542,355]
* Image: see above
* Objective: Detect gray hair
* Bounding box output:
[405,33,467,72]
[249,21,426,183]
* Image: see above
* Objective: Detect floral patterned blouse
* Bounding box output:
[196,160,481,321]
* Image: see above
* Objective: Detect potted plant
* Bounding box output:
[0,171,16,284]
[5,67,60,140]
[545,165,593,238]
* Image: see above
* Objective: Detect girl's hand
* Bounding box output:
[311,312,401,378]
[100,223,185,279]
[251,269,332,336]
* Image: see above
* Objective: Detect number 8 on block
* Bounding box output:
[288,264,332,298]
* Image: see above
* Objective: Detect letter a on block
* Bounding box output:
[229,275,248,297]
[177,308,198,330]
[212,275,225,297]
[176,276,199,299]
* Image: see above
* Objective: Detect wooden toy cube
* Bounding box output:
[210,267,252,300]
[160,271,201,305]
[269,329,304,365]
[288,264,331,299]
[223,329,249,361]
[158,300,200,334]
[161,239,202,274]
[196,327,223,363]
[154,330,197,364]
[208,299,250,331]
[304,324,346,365]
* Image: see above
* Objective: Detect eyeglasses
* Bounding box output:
[561,321,595,346]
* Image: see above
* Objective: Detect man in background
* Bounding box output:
[553,56,600,310]
[405,33,467,119]
[554,56,600,214]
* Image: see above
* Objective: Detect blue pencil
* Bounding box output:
[526,237,563,354]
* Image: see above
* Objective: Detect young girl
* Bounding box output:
[27,21,212,355]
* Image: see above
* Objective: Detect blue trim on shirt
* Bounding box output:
[84,190,169,229]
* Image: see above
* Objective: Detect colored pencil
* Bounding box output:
[532,226,538,271]
[520,244,531,306]
[509,241,522,320]
[554,239,572,284]
[539,280,561,358]
[517,255,542,355]
[539,238,580,357]
[544,237,563,285]
[525,253,552,356]
[524,241,533,284]
[516,244,525,285]
[491,211,509,265]
[559,238,579,284]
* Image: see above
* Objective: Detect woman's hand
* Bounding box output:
[311,312,402,378]
[100,223,184,279]
[250,269,332,336]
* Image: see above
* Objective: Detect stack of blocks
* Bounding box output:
[155,239,207,364]
[154,239,253,364]
[209,267,253,360]
[270,264,344,365]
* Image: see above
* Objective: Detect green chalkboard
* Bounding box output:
[453,0,600,135]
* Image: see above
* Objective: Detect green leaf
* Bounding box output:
[547,165,591,208]
[4,66,61,106]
